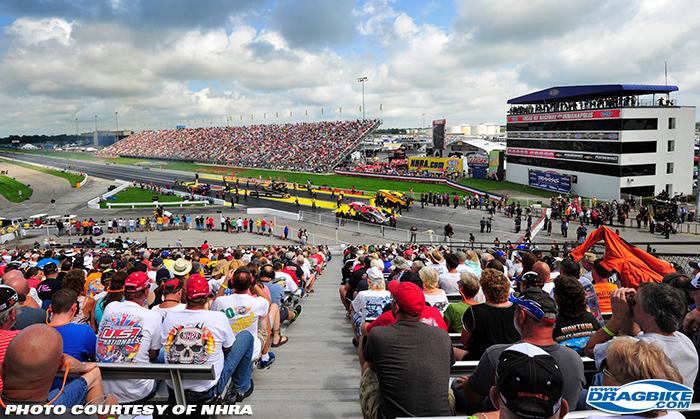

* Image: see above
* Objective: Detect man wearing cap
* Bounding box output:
[2,270,45,330]
[36,262,61,309]
[360,281,454,419]
[259,265,300,348]
[0,285,22,392]
[480,342,569,419]
[151,279,186,321]
[457,288,584,414]
[162,274,254,403]
[97,271,163,404]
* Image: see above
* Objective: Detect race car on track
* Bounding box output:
[250,181,291,198]
[336,202,388,224]
[374,190,412,209]
[184,181,211,195]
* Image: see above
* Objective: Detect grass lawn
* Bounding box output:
[100,187,185,208]
[0,176,33,202]
[0,157,85,186]
[457,179,557,199]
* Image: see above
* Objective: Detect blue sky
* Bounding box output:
[0,0,698,136]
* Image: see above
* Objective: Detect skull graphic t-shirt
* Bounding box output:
[161,309,234,392]
[97,300,163,403]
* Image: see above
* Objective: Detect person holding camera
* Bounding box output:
[584,283,698,387]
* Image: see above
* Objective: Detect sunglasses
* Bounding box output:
[509,293,546,322]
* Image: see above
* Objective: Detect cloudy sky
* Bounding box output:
[0,0,698,136]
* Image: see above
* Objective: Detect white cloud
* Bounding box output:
[0,0,699,137]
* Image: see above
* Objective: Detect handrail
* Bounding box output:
[98,363,215,406]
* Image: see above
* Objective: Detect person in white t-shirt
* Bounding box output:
[351,267,391,337]
[273,261,298,293]
[97,271,162,404]
[211,268,274,368]
[438,254,462,294]
[162,274,254,403]
[151,279,186,321]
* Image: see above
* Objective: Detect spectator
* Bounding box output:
[456,287,584,413]
[589,338,683,419]
[151,279,186,321]
[443,271,481,334]
[533,261,554,297]
[591,259,618,315]
[162,274,254,403]
[585,283,698,387]
[47,289,96,363]
[36,262,61,308]
[97,271,162,404]
[0,286,21,392]
[2,270,45,330]
[477,343,569,419]
[0,324,110,409]
[351,267,392,337]
[439,254,462,294]
[62,269,96,327]
[259,264,300,348]
[426,250,447,276]
[360,282,454,418]
[212,268,274,367]
[461,268,520,361]
[92,271,126,327]
[464,251,482,278]
[558,258,603,325]
[552,276,600,355]
[420,267,449,313]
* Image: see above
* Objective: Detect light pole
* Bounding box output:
[75,117,78,143]
[357,76,368,120]
[115,111,119,141]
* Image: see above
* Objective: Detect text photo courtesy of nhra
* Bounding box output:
[2,1,700,419]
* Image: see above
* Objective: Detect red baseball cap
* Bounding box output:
[186,274,209,300]
[125,271,150,293]
[391,282,425,317]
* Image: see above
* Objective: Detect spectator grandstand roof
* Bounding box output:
[507,84,679,104]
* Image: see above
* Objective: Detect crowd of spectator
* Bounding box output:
[0,243,329,408]
[100,119,380,173]
[508,95,675,115]
[340,242,700,418]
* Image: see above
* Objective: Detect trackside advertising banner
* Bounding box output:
[528,169,571,193]
[507,109,621,123]
[407,157,461,172]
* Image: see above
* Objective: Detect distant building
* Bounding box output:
[505,84,695,200]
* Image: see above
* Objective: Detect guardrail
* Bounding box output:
[105,200,208,209]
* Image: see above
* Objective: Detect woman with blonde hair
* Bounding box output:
[465,250,482,277]
[589,337,684,419]
[420,267,449,313]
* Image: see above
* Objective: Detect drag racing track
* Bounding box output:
[0,152,528,242]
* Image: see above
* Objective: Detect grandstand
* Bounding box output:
[99,119,381,173]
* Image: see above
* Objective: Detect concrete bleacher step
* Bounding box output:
[223,257,362,418]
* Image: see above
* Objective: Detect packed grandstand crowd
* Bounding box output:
[508,95,675,115]
[341,242,700,418]
[99,119,380,172]
[0,243,329,409]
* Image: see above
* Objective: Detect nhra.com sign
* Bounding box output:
[528,169,571,193]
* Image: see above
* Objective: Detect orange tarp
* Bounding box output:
[569,226,675,288]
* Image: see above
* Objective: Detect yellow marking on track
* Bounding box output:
[259,196,338,209]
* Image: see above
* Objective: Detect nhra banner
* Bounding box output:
[528,169,572,193]
[407,157,461,172]
[507,109,621,123]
